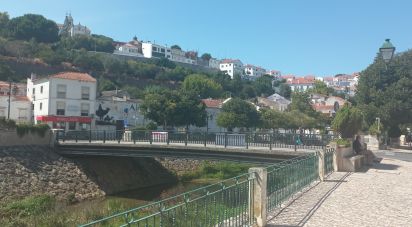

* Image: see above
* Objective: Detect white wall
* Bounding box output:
[95,99,146,128]
[0,96,32,123]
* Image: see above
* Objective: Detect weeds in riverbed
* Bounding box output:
[180,161,253,182]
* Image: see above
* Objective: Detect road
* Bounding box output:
[374,149,412,162]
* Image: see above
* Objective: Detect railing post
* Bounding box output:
[248,167,267,227]
[133,130,136,144]
[224,132,228,148]
[204,132,207,147]
[149,131,153,145]
[167,132,170,145]
[185,131,188,146]
[246,132,249,149]
[269,133,272,150]
[294,135,297,152]
[318,149,325,181]
[89,130,92,143]
[75,132,78,143]
[118,130,121,144]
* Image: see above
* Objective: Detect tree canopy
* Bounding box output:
[201,53,212,61]
[182,74,223,98]
[331,104,363,138]
[7,14,58,43]
[308,80,334,96]
[356,50,412,130]
[216,98,260,131]
[254,75,275,97]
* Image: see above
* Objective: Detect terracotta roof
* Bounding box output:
[288,78,315,85]
[201,99,224,108]
[13,96,30,101]
[50,72,96,82]
[221,59,241,64]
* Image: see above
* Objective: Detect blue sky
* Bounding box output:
[2,0,412,76]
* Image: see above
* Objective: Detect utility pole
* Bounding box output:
[7,79,11,120]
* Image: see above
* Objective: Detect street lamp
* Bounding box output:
[7,78,12,120]
[379,39,396,66]
[376,117,381,132]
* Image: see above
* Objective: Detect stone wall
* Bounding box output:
[155,157,214,176]
[0,145,181,203]
[0,145,104,202]
[0,130,52,147]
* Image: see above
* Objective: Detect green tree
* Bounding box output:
[308,80,333,95]
[171,45,181,50]
[331,104,363,138]
[260,109,288,129]
[356,49,412,131]
[254,75,274,97]
[216,98,260,131]
[182,74,223,98]
[0,12,10,37]
[8,14,58,43]
[73,53,104,72]
[0,62,14,81]
[201,53,212,61]
[140,88,179,129]
[174,91,207,130]
[289,91,316,116]
[278,83,291,99]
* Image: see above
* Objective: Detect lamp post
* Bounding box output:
[7,78,12,120]
[379,39,396,69]
[376,117,381,133]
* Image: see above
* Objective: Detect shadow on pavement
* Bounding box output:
[267,172,351,227]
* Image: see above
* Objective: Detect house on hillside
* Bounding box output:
[142,42,172,59]
[95,90,145,130]
[0,81,31,123]
[114,38,143,57]
[219,59,244,79]
[311,95,348,117]
[287,77,315,92]
[58,13,91,37]
[244,64,266,80]
[257,93,290,112]
[27,72,96,130]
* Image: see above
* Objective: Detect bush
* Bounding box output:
[333,138,351,147]
[0,118,16,129]
[0,195,55,217]
[16,124,49,137]
[368,122,382,135]
[388,125,401,138]
[331,104,363,138]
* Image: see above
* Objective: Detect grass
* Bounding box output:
[180,161,254,182]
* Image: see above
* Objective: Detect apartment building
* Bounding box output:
[219,59,244,79]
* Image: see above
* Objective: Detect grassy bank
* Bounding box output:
[0,162,257,226]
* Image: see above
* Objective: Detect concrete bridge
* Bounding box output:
[55,130,331,163]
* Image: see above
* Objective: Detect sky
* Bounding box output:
[1,0,412,76]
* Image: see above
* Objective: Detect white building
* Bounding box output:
[114,43,143,57]
[266,93,291,112]
[244,64,266,80]
[95,90,145,129]
[0,81,31,123]
[219,59,244,79]
[58,14,91,37]
[287,78,315,92]
[142,42,172,59]
[266,70,282,80]
[27,72,97,131]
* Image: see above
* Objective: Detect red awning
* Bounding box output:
[36,115,92,123]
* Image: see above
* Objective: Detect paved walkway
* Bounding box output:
[267,157,412,227]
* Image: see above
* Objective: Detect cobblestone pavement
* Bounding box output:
[267,158,412,227]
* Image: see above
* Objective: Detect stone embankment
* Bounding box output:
[0,145,104,202]
[0,145,208,203]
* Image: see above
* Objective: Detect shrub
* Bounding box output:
[0,118,16,129]
[331,104,363,138]
[1,195,55,217]
[16,124,49,137]
[388,125,401,138]
[334,138,351,147]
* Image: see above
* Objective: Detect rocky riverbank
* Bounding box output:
[0,145,105,202]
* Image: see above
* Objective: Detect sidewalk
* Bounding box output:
[267,158,412,227]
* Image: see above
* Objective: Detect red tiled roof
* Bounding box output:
[14,96,30,101]
[50,72,96,82]
[221,59,240,64]
[288,77,315,85]
[201,99,224,108]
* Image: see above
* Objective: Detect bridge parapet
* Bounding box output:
[55,130,334,152]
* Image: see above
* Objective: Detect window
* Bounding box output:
[69,122,76,130]
[40,86,43,94]
[81,86,90,100]
[40,102,42,110]
[32,88,35,95]
[57,85,66,98]
[81,103,89,116]
[56,101,65,115]
[161,48,165,53]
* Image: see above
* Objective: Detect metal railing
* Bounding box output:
[266,154,319,212]
[79,173,256,227]
[57,130,334,151]
[78,151,335,226]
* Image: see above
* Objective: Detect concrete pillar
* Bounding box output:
[318,149,325,181]
[249,167,267,227]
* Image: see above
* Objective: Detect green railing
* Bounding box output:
[57,130,335,151]
[266,154,319,212]
[324,147,335,175]
[79,173,256,227]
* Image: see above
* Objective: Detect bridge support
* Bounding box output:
[249,167,267,227]
[318,149,325,181]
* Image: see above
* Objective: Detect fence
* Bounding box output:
[79,147,336,227]
[79,173,256,227]
[57,130,334,151]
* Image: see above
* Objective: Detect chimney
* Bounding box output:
[30,73,36,81]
